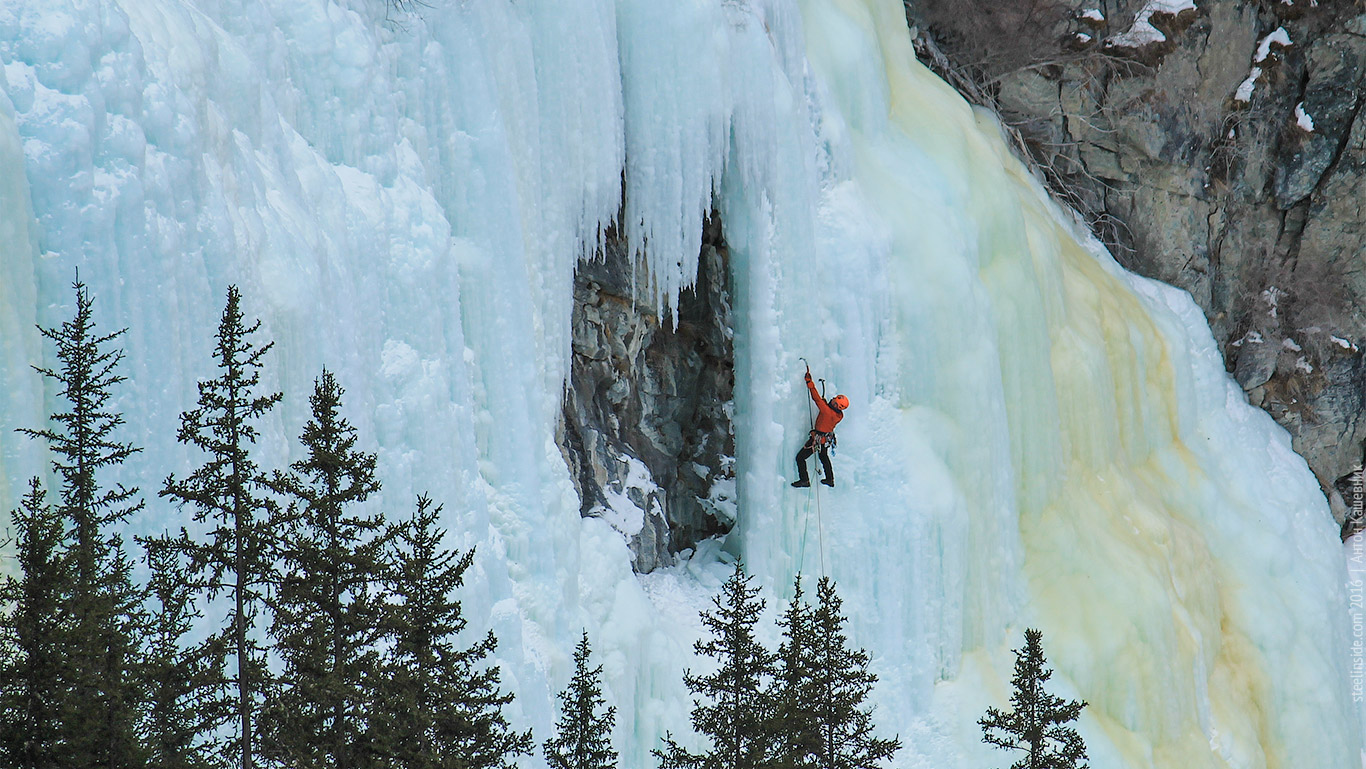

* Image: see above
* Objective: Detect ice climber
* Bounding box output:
[792,367,848,488]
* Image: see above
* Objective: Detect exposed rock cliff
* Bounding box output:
[910,0,1366,533]
[559,214,736,572]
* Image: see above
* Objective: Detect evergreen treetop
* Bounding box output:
[20,276,143,584]
[87,535,149,769]
[14,277,147,769]
[138,536,229,769]
[807,577,899,769]
[772,576,818,769]
[979,628,1087,769]
[162,284,282,535]
[544,631,618,769]
[268,368,382,515]
[374,494,533,769]
[0,478,71,769]
[161,284,283,769]
[261,369,392,769]
[655,562,776,769]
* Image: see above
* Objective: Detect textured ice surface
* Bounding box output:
[0,0,1359,766]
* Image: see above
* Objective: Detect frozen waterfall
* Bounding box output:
[0,0,1359,766]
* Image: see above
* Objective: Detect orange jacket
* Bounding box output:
[807,377,843,433]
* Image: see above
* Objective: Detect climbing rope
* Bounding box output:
[799,358,827,578]
[796,483,814,575]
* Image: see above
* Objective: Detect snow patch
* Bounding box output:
[1107,0,1196,48]
[1332,335,1359,351]
[1080,8,1106,22]
[1282,338,1302,352]
[1295,102,1316,132]
[697,454,736,525]
[1256,27,1292,63]
[702,475,738,525]
[591,454,659,539]
[1295,356,1314,374]
[1235,67,1262,102]
[1262,286,1284,318]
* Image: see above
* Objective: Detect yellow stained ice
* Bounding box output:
[800,0,1351,766]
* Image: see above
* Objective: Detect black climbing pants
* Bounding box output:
[795,435,833,484]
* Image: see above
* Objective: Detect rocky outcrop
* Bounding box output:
[910,0,1366,534]
[559,214,736,572]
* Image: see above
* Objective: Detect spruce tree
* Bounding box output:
[374,494,534,769]
[161,285,283,769]
[19,277,143,604]
[806,578,899,769]
[979,628,1087,769]
[544,631,618,769]
[139,536,230,769]
[0,479,72,769]
[654,562,776,769]
[96,535,149,768]
[260,370,391,769]
[771,577,818,769]
[16,277,146,769]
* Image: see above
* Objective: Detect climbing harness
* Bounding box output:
[808,429,836,450]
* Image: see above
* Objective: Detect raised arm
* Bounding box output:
[804,371,823,405]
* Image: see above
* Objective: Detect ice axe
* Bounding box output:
[798,357,826,397]
[798,357,816,428]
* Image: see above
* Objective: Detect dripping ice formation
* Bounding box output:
[0,0,1359,765]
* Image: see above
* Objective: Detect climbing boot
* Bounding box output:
[791,478,810,488]
[821,477,834,487]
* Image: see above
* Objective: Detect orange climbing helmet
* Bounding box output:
[831,394,849,411]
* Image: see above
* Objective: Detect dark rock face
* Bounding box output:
[1273,32,1366,208]
[911,0,1366,534]
[559,214,736,572]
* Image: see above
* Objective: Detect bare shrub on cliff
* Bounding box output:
[912,0,1073,86]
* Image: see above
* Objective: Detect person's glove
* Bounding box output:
[804,371,812,383]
